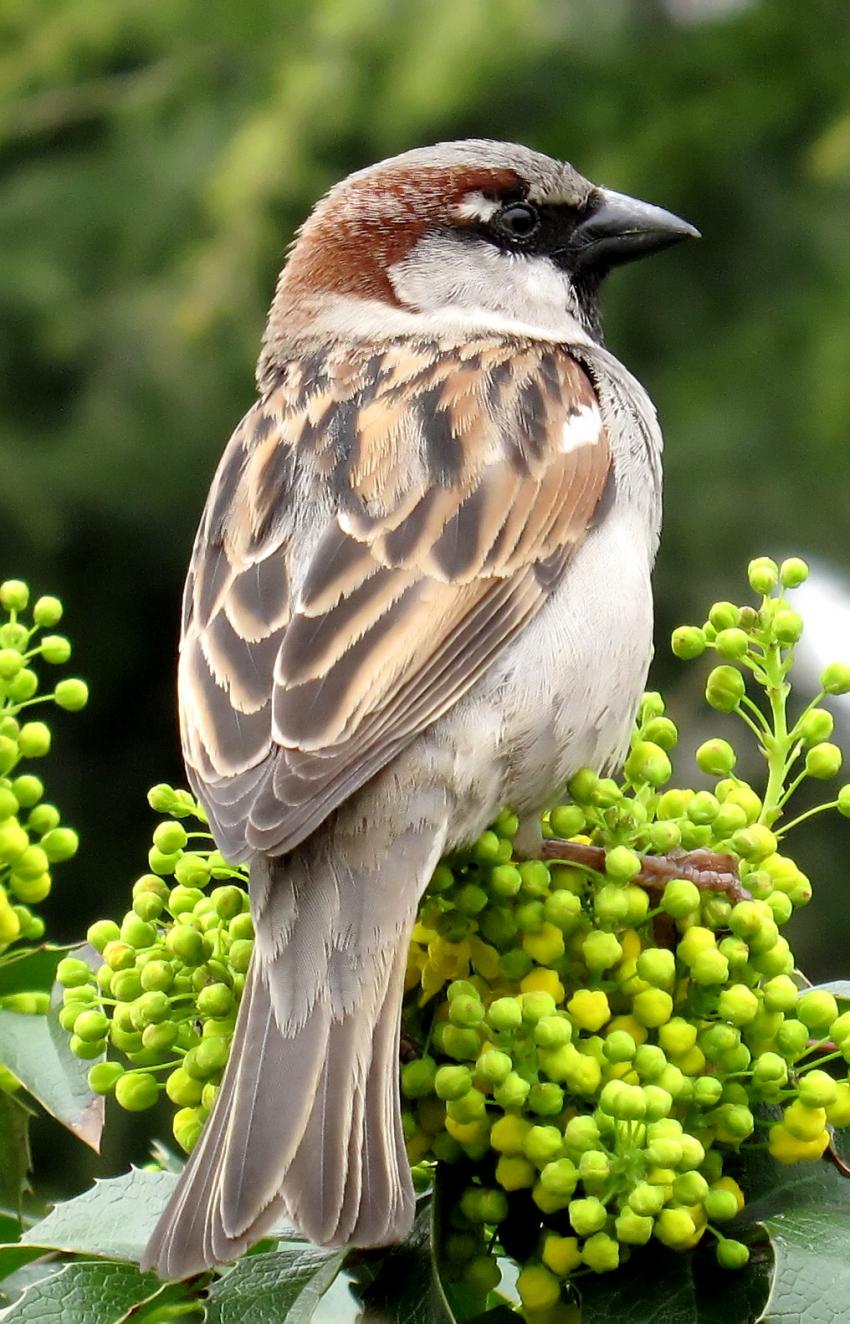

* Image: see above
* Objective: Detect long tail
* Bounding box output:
[142,815,445,1279]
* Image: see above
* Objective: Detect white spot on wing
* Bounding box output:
[561,404,602,453]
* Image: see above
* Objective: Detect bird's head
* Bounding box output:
[268,140,698,353]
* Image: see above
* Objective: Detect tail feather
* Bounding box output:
[217,986,330,1238]
[141,959,293,1277]
[142,920,415,1278]
[352,944,413,1242]
[142,805,447,1280]
[281,937,413,1246]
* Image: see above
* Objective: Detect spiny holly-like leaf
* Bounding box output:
[0,1094,32,1217]
[20,1167,178,1263]
[0,1261,60,1312]
[0,1009,103,1151]
[205,1245,344,1324]
[578,1243,771,1324]
[731,1136,850,1222]
[0,945,103,1150]
[759,1207,850,1322]
[724,1140,850,1321]
[0,1260,164,1323]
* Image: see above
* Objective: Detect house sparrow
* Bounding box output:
[142,139,697,1279]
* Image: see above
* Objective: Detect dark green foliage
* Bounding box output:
[2,1,850,974]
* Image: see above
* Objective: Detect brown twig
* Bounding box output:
[540,839,750,902]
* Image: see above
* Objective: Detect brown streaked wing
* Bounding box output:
[178,338,610,861]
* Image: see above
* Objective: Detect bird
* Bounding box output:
[142,139,698,1279]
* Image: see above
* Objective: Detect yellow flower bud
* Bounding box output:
[469,936,500,981]
[444,1115,489,1145]
[522,921,566,964]
[619,928,643,963]
[490,1114,533,1154]
[782,1100,827,1141]
[428,937,471,978]
[517,1264,561,1311]
[768,1122,829,1163]
[655,1207,697,1249]
[542,1234,583,1277]
[521,967,565,1003]
[606,1014,648,1046]
[567,989,611,1032]
[495,1154,536,1190]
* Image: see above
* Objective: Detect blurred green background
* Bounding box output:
[2,0,850,1191]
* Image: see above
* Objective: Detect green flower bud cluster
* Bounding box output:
[56,784,252,1152]
[0,581,84,959]
[672,560,849,828]
[50,556,850,1311]
[399,556,850,1308]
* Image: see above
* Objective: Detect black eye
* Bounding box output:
[492,202,540,241]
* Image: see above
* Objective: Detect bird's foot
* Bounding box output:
[511,815,545,861]
[540,839,750,902]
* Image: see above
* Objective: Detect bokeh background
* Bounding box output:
[2,0,849,1192]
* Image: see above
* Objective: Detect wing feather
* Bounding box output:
[179,336,610,860]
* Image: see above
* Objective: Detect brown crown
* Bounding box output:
[281,164,522,306]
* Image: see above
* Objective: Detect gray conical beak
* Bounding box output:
[572,188,700,271]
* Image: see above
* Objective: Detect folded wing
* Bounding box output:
[179,335,610,860]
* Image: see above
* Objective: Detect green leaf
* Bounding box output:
[0,1260,166,1323]
[0,1260,60,1312]
[736,1145,850,1321]
[0,1094,32,1217]
[732,1140,850,1222]
[0,1009,103,1151]
[0,1251,41,1292]
[0,1222,19,1249]
[349,1197,440,1324]
[20,1168,178,1264]
[759,1207,850,1322]
[0,946,105,1150]
[206,1245,344,1324]
[724,1144,850,1321]
[0,948,69,999]
[578,1244,771,1324]
[0,1247,46,1288]
[124,1281,206,1323]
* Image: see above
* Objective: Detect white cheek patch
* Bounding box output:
[386,233,596,346]
[452,192,501,223]
[561,403,603,453]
